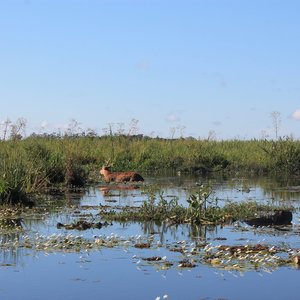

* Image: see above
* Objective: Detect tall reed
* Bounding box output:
[1,134,300,204]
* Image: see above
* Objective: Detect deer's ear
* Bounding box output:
[104,158,113,168]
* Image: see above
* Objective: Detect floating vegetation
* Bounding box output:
[56,220,111,230]
[142,256,162,261]
[99,186,294,226]
[292,255,300,266]
[0,206,25,233]
[178,259,196,268]
[201,243,300,271]
[134,242,151,249]
[0,222,300,274]
[0,218,23,230]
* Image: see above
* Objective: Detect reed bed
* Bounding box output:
[1,134,300,204]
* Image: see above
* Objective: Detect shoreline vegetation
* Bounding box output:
[0,127,299,224]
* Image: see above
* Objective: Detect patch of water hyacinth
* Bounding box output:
[1,232,300,272]
[0,232,157,253]
[200,243,298,271]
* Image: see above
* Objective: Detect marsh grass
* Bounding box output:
[260,137,300,174]
[1,134,300,204]
[0,137,89,204]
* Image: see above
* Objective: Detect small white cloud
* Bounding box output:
[166,113,180,123]
[292,109,300,120]
[40,120,48,129]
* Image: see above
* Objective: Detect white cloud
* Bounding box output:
[292,109,300,120]
[166,113,180,123]
[40,120,48,129]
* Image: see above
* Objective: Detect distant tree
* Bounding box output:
[9,118,27,141]
[67,119,82,136]
[128,119,139,136]
[169,127,176,139]
[177,125,186,138]
[271,111,281,140]
[85,128,97,137]
[116,122,125,136]
[0,118,11,141]
[207,130,217,141]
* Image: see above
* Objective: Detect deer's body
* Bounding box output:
[100,166,144,183]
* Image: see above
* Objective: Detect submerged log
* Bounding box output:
[245,210,292,227]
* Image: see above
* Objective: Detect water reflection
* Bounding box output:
[78,174,300,218]
[1,174,300,268]
[134,220,224,246]
[0,232,22,267]
[1,174,300,300]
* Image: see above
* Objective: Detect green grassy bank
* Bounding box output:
[1,134,300,204]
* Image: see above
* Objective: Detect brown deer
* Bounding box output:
[100,166,144,183]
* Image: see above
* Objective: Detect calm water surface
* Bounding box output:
[1,174,300,300]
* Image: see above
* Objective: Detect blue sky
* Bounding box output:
[1,0,300,139]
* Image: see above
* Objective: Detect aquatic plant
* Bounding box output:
[101,189,186,223]
[186,184,216,224]
[0,198,298,275]
[1,228,298,273]
[100,185,293,226]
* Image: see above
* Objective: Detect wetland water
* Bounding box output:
[1,174,300,300]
